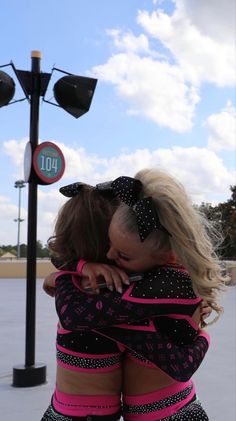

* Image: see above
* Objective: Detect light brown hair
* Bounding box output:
[48,184,119,264]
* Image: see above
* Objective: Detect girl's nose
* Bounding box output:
[106,246,117,260]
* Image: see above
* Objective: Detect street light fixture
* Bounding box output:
[0,51,97,387]
[14,180,26,259]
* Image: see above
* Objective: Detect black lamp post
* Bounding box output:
[14,180,26,259]
[0,51,97,387]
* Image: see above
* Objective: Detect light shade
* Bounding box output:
[53,75,97,118]
[0,70,15,107]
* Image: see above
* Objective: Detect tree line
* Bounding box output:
[199,185,236,260]
[0,240,50,258]
[0,185,235,260]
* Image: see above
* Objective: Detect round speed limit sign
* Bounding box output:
[33,142,65,184]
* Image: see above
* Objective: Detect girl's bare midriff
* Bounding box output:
[123,358,176,395]
[57,365,122,395]
[57,358,176,396]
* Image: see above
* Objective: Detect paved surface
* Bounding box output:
[0,279,235,421]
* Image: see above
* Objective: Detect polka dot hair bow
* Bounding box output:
[59,181,115,199]
[134,196,170,241]
[96,176,141,205]
[97,176,171,241]
[59,182,86,197]
[59,178,170,240]
[112,176,142,206]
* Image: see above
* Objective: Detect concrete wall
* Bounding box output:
[0,259,55,278]
[0,259,235,284]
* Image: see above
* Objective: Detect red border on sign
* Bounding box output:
[33,142,65,184]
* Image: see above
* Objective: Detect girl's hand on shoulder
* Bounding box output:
[81,262,129,293]
[43,272,58,297]
[192,301,212,327]
[199,300,212,327]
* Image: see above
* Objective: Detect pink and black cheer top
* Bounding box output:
[54,265,210,382]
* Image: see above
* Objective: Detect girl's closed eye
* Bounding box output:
[118,252,131,261]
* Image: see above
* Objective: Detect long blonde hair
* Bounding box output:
[115,168,228,321]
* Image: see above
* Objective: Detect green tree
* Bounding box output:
[199,186,236,260]
[218,186,236,259]
[36,240,50,258]
[0,242,50,258]
[20,244,27,258]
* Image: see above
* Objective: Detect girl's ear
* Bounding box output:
[162,251,178,266]
[150,249,176,266]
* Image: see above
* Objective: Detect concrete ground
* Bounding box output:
[0,278,235,421]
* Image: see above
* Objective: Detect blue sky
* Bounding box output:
[0,0,235,246]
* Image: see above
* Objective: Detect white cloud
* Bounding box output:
[45,145,235,204]
[137,0,236,86]
[106,29,150,55]
[105,29,165,60]
[101,146,234,203]
[1,139,234,244]
[0,195,18,218]
[206,102,236,151]
[56,142,104,180]
[2,139,107,183]
[90,1,235,133]
[92,53,200,133]
[3,138,28,179]
[183,0,235,44]
[0,194,27,246]
[3,139,234,199]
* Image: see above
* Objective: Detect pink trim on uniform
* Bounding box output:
[53,388,121,416]
[57,326,72,334]
[126,380,192,403]
[123,380,195,421]
[198,329,211,345]
[76,259,87,275]
[72,275,84,290]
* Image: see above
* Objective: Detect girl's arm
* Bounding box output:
[92,324,210,382]
[43,272,58,297]
[50,257,129,292]
[55,271,210,382]
[55,270,200,335]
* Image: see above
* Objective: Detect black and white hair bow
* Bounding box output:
[59,182,86,197]
[59,181,116,198]
[59,177,170,241]
[96,176,171,241]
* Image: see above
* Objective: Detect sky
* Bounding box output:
[0,0,235,247]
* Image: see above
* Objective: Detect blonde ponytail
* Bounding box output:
[134,169,228,321]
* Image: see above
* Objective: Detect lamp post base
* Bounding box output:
[12,363,46,387]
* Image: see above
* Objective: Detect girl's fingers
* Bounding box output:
[112,274,123,294]
[99,270,114,291]
[107,267,129,293]
[202,312,211,320]
[200,302,212,318]
[116,269,129,285]
[87,275,100,293]
[81,264,129,294]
